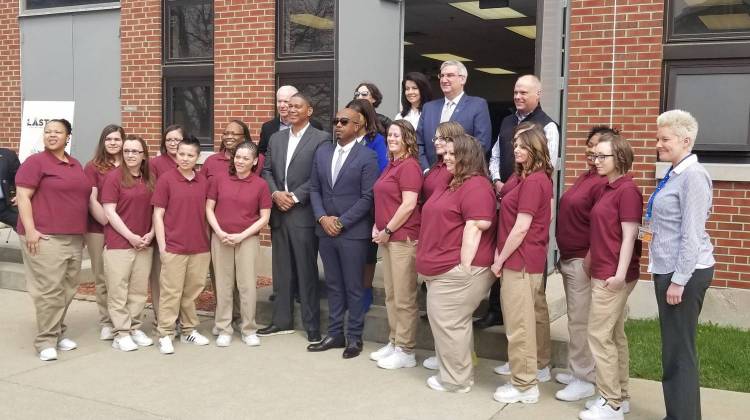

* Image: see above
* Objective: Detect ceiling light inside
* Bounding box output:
[449,1,525,20]
[506,25,537,39]
[475,67,516,75]
[289,14,334,30]
[699,13,750,30]
[421,53,473,62]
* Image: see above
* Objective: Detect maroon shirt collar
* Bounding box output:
[605,174,632,190]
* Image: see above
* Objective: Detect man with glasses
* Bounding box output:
[259,93,331,343]
[416,60,492,170]
[307,108,379,359]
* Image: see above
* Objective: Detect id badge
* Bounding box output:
[638,225,653,242]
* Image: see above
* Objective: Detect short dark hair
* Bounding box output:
[291,92,314,108]
[221,120,252,152]
[597,131,634,174]
[356,82,383,108]
[178,135,201,153]
[161,124,185,155]
[586,125,620,146]
[229,141,260,176]
[47,119,72,136]
[400,72,433,114]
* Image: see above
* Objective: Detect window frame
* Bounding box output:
[664,0,750,43]
[19,1,119,16]
[276,0,336,60]
[164,76,215,150]
[277,70,336,133]
[162,0,214,65]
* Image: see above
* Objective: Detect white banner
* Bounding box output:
[19,101,75,162]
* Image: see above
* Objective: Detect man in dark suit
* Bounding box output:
[258,85,324,155]
[307,108,379,359]
[0,148,19,228]
[416,60,492,170]
[259,93,331,342]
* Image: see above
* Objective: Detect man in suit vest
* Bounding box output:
[0,148,19,228]
[259,93,331,343]
[416,60,492,170]
[307,108,379,359]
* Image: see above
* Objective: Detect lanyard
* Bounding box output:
[645,154,692,222]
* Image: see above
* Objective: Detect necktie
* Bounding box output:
[332,148,345,185]
[440,101,454,123]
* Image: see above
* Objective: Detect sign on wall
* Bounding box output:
[19,101,75,162]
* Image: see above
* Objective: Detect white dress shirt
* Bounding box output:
[284,122,310,192]
[395,108,421,131]
[331,140,357,184]
[440,92,464,123]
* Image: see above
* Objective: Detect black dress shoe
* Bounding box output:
[307,330,322,343]
[342,339,363,359]
[307,335,345,352]
[257,325,295,336]
[473,311,503,330]
[269,293,276,302]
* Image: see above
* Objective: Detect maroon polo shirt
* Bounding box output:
[374,157,423,241]
[497,170,553,274]
[149,154,178,180]
[15,151,91,235]
[84,162,116,234]
[589,175,643,282]
[207,172,272,234]
[556,168,608,260]
[151,168,209,254]
[101,167,154,250]
[416,175,496,276]
[201,153,230,180]
[422,161,452,202]
[498,173,520,200]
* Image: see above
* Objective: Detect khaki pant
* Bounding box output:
[424,265,495,389]
[103,247,153,338]
[535,273,552,369]
[157,251,210,338]
[559,258,595,382]
[211,234,259,336]
[85,232,112,328]
[149,246,161,323]
[381,240,418,351]
[500,268,544,390]
[588,279,637,409]
[20,235,83,352]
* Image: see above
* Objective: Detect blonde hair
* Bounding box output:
[657,109,698,148]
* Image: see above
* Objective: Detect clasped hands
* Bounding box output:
[319,216,342,237]
[272,191,295,212]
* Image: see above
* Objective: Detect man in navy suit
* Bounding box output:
[416,60,492,170]
[308,108,379,359]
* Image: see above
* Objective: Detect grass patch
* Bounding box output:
[626,318,750,393]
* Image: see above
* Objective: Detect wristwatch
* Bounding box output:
[384,227,393,235]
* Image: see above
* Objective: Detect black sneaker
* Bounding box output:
[257,325,295,337]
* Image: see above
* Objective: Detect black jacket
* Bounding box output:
[0,148,19,206]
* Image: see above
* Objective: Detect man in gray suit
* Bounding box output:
[259,93,330,342]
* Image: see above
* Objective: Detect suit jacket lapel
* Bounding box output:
[334,143,361,189]
[450,95,467,122]
[324,144,334,189]
[278,132,291,186]
[288,127,313,169]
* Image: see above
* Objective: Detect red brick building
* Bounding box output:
[3,0,750,290]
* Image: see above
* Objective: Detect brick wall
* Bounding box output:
[120,0,163,153]
[214,0,276,246]
[0,2,21,149]
[565,0,750,289]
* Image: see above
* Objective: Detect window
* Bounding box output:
[279,73,335,132]
[163,0,214,149]
[25,0,117,10]
[663,0,750,162]
[278,0,335,58]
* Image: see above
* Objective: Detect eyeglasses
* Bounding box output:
[432,136,450,143]
[438,73,462,79]
[332,117,357,126]
[585,153,595,161]
[592,154,614,161]
[354,91,370,98]
[123,149,144,155]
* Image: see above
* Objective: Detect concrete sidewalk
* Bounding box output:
[1,289,747,420]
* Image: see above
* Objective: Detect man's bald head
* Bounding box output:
[333,108,362,145]
[276,85,299,121]
[513,75,542,114]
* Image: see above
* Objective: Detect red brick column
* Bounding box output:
[120,0,163,152]
[0,3,21,149]
[214,0,276,246]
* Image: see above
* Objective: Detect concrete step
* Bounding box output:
[0,260,93,292]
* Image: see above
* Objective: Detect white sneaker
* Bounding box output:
[579,400,624,420]
[422,355,439,370]
[39,347,58,361]
[99,326,115,340]
[426,375,471,393]
[242,334,260,347]
[180,330,209,346]
[494,361,511,375]
[556,372,575,385]
[131,330,153,347]
[158,336,174,354]
[537,366,552,383]
[57,338,77,351]
[586,397,630,414]
[369,342,395,361]
[211,325,220,336]
[112,336,138,352]
[493,383,540,404]
[377,347,417,369]
[556,378,596,401]
[216,334,232,347]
